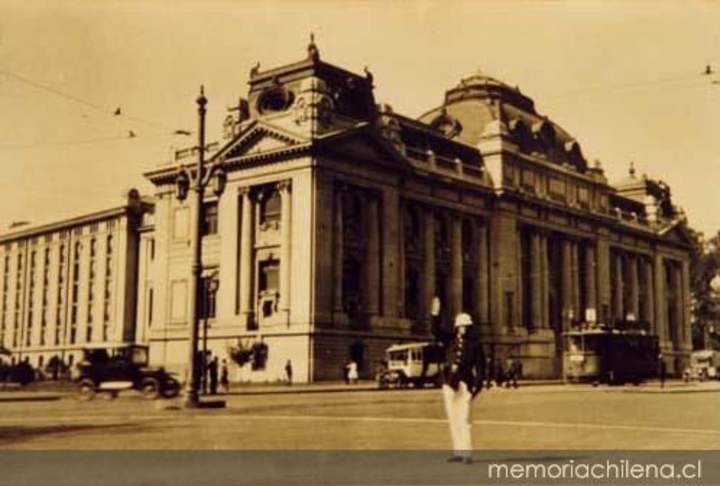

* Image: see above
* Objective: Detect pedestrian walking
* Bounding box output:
[220,359,229,393]
[494,359,505,388]
[442,313,485,464]
[342,361,350,384]
[485,355,494,389]
[208,356,219,395]
[346,360,358,384]
[285,359,293,386]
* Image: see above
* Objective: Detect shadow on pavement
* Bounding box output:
[0,423,144,446]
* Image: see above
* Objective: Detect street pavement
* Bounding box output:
[0,380,718,450]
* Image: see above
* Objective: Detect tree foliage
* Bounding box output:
[689,228,720,350]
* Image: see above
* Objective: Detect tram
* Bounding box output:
[563,326,659,385]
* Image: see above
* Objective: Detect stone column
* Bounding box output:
[422,208,435,326]
[673,262,683,347]
[475,222,489,326]
[364,194,380,316]
[571,241,581,321]
[489,209,517,335]
[628,254,639,321]
[561,239,573,331]
[238,187,254,326]
[397,203,406,318]
[682,260,692,349]
[595,236,611,323]
[530,233,543,330]
[540,234,550,328]
[584,244,597,321]
[450,216,463,319]
[218,188,239,317]
[333,188,344,314]
[614,253,624,321]
[381,189,400,318]
[653,254,667,342]
[277,180,292,318]
[642,258,655,326]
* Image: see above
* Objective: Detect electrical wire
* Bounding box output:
[541,70,716,102]
[0,132,173,151]
[0,68,191,133]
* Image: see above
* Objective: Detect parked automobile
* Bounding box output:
[683,350,720,382]
[76,344,180,400]
[0,360,35,386]
[376,342,445,389]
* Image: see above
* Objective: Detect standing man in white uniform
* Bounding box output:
[442,313,485,464]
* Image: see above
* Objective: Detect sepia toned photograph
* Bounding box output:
[0,1,719,484]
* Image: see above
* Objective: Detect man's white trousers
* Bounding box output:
[442,382,473,457]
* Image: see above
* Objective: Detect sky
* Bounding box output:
[0,0,719,236]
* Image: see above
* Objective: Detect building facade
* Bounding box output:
[141,42,694,382]
[0,190,150,369]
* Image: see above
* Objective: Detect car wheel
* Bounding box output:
[161,379,180,399]
[78,379,96,401]
[141,377,160,400]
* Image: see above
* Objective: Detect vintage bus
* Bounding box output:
[563,327,659,385]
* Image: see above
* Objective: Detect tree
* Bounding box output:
[689,228,720,350]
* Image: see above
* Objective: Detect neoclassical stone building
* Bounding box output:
[141,41,693,381]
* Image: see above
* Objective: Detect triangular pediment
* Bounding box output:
[316,125,409,167]
[659,220,694,247]
[216,121,308,161]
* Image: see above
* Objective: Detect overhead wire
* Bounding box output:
[0,68,192,134]
[540,69,717,102]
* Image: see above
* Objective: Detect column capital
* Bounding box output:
[238,185,253,198]
[276,179,292,193]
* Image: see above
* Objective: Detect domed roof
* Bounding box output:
[418,69,587,171]
[445,69,536,113]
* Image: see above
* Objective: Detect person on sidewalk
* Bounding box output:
[285,359,293,386]
[505,358,520,389]
[208,357,219,395]
[220,359,230,393]
[346,360,359,385]
[442,313,485,465]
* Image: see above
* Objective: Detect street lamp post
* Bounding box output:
[175,86,226,408]
[202,271,219,396]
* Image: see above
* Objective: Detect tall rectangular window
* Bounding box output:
[199,277,218,319]
[201,201,219,236]
[40,247,50,346]
[26,250,36,347]
[1,254,9,345]
[86,238,96,342]
[70,241,81,344]
[55,244,66,345]
[13,252,23,347]
[147,287,154,328]
[103,234,113,341]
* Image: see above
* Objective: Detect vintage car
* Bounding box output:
[76,344,181,400]
[376,342,445,389]
[684,350,720,382]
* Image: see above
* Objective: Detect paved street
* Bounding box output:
[1,381,719,450]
